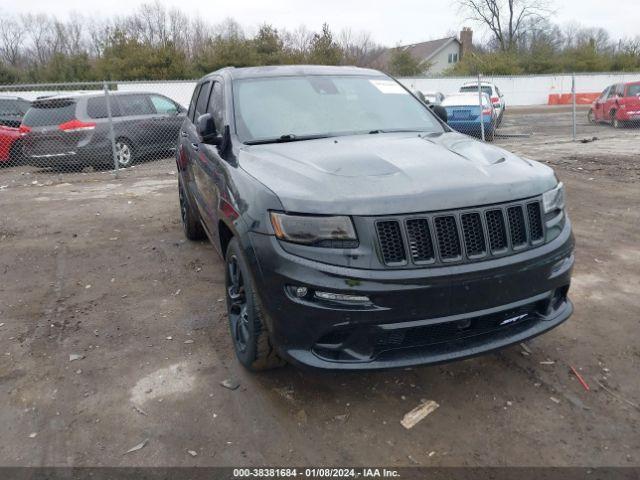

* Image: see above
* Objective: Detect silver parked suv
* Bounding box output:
[20,91,186,169]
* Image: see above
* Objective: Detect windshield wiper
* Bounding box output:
[245,133,332,145]
[368,129,430,134]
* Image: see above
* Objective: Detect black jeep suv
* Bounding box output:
[177,65,573,371]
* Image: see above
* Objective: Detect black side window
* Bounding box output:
[87,97,122,119]
[195,81,211,120]
[208,82,224,132]
[117,94,154,116]
[187,85,200,121]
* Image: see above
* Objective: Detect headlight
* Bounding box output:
[542,182,565,213]
[270,212,358,247]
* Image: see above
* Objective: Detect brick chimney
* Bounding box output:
[460,28,473,59]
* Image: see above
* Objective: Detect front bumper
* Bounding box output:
[617,110,640,121]
[247,220,574,370]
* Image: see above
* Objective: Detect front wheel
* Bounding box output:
[115,138,135,168]
[587,109,595,124]
[225,237,285,371]
[612,115,623,129]
[484,126,495,142]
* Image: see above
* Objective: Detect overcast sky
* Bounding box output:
[3,0,638,46]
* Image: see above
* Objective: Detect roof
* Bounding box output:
[442,92,491,106]
[376,37,460,67]
[31,91,159,101]
[461,81,497,86]
[213,65,385,81]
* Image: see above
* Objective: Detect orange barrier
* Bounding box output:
[548,93,600,105]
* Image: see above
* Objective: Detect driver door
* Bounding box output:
[594,87,609,122]
[185,80,212,229]
[193,80,227,255]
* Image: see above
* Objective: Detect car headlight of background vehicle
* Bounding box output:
[269,212,358,247]
[542,182,565,214]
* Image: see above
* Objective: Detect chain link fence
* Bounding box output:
[1,74,639,189]
[0,80,196,188]
[404,71,640,143]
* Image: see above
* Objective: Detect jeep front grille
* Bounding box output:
[374,198,545,267]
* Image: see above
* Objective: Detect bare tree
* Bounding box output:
[186,17,210,59]
[168,8,190,52]
[86,18,110,58]
[338,28,382,67]
[138,1,169,46]
[457,0,551,51]
[0,17,25,66]
[283,25,313,57]
[21,14,59,67]
[58,14,86,56]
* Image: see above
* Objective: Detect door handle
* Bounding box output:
[190,143,199,151]
[180,131,188,138]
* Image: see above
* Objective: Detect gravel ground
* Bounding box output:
[0,108,638,467]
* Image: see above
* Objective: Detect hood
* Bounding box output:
[238,132,557,215]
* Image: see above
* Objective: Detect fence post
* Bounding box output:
[571,72,577,141]
[478,72,485,142]
[103,81,119,178]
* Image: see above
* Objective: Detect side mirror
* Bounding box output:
[197,113,222,145]
[431,104,448,123]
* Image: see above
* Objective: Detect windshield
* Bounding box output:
[23,99,76,127]
[460,85,492,96]
[233,75,443,143]
[0,99,28,115]
[443,94,490,107]
[627,84,640,96]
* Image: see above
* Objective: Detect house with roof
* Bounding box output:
[377,28,473,75]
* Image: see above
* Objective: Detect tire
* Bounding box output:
[178,176,205,241]
[225,237,285,371]
[115,138,135,168]
[587,109,595,124]
[612,114,622,129]
[485,127,495,142]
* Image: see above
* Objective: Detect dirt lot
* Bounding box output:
[0,108,639,467]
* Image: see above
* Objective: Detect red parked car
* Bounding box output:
[0,95,31,164]
[588,81,640,128]
[0,125,21,164]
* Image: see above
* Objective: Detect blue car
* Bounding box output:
[442,92,496,141]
